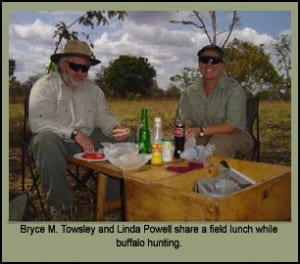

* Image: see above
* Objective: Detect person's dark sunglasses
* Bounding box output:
[199,56,223,65]
[66,61,90,73]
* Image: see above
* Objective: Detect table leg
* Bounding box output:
[96,173,107,220]
[120,179,125,220]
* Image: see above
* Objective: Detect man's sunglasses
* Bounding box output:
[66,61,90,73]
[199,56,223,65]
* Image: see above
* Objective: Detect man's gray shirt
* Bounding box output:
[29,72,119,141]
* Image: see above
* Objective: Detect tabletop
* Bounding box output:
[66,155,123,179]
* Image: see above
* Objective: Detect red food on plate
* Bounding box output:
[81,152,105,160]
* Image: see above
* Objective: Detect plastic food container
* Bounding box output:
[195,177,240,197]
[103,142,151,170]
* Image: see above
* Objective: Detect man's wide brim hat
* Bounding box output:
[50,40,101,66]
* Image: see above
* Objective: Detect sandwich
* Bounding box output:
[112,127,130,137]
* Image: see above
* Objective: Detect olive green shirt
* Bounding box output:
[178,72,247,130]
[29,71,119,141]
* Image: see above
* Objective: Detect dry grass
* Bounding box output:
[108,98,178,138]
[257,100,291,165]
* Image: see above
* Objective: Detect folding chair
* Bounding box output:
[234,96,260,162]
[21,95,97,220]
[21,95,47,219]
[245,96,260,161]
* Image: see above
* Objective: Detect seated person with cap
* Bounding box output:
[177,44,253,158]
[28,40,135,220]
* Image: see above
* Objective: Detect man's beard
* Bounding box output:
[61,71,84,88]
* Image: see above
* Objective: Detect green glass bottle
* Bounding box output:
[138,108,151,154]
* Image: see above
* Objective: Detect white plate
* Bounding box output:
[73,152,107,162]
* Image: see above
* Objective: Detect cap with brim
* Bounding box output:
[197,44,223,58]
[50,40,101,66]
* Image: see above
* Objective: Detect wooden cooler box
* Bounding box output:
[123,156,291,221]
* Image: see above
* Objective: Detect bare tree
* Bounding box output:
[170,11,240,48]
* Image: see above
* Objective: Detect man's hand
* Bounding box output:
[74,131,95,152]
[112,126,131,142]
[186,127,201,140]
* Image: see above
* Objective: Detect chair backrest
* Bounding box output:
[21,95,48,218]
[22,95,31,143]
[21,95,34,191]
[245,96,260,161]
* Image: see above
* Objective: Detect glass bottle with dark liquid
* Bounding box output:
[173,107,185,159]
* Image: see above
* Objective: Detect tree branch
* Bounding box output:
[222,11,238,48]
[209,11,217,44]
[193,11,213,44]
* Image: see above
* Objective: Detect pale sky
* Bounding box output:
[9,10,291,90]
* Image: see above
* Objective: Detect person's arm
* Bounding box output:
[94,88,120,137]
[186,123,237,139]
[93,87,132,141]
